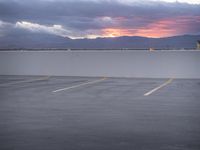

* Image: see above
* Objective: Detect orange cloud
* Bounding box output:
[102,20,176,38]
[134,19,177,37]
[101,16,200,38]
[102,28,133,37]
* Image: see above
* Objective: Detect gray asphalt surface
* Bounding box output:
[0,76,200,150]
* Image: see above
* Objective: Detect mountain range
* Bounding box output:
[0,31,199,50]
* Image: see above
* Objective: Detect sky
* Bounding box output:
[0,0,200,39]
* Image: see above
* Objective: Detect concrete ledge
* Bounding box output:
[0,50,199,78]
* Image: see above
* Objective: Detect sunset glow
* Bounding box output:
[0,0,199,39]
[101,16,200,38]
[102,28,133,37]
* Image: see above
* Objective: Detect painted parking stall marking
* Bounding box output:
[144,78,174,96]
[0,76,50,86]
[52,77,107,93]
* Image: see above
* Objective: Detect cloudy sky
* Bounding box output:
[0,0,200,39]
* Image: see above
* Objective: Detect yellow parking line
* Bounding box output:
[144,78,173,96]
[0,76,50,86]
[52,77,107,93]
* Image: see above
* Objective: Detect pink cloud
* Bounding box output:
[101,16,200,38]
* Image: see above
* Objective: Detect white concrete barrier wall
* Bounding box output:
[0,50,200,78]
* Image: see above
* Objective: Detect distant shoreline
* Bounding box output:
[0,48,197,51]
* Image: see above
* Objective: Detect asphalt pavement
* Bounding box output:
[0,76,200,150]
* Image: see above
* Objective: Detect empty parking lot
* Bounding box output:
[0,75,200,150]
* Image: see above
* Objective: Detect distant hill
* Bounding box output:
[0,31,199,50]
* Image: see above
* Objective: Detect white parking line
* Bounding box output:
[0,76,50,86]
[52,77,107,93]
[144,78,173,96]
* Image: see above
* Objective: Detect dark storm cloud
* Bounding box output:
[0,0,200,37]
